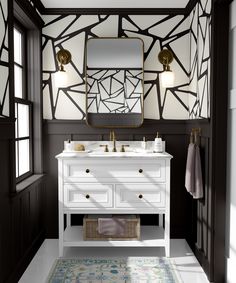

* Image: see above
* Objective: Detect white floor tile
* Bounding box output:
[19,239,209,283]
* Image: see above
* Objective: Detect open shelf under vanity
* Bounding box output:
[63,225,165,247]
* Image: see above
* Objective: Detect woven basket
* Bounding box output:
[83,215,140,241]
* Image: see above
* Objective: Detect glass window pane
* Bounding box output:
[14,28,22,65]
[15,142,19,178]
[18,103,29,138]
[14,65,23,98]
[19,139,30,176]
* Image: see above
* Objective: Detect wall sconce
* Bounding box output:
[158,49,175,88]
[55,49,72,87]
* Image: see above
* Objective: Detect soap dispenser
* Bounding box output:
[153,132,163,153]
[64,139,72,151]
[141,136,147,150]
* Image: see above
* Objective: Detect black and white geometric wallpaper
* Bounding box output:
[42,0,211,120]
[0,0,9,118]
[189,0,211,119]
[87,69,143,114]
[27,0,41,17]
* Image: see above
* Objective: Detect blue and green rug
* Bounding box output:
[47,257,182,283]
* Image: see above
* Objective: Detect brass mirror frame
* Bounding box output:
[85,37,144,129]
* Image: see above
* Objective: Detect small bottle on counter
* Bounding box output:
[153,132,163,153]
[64,139,72,151]
[141,136,147,150]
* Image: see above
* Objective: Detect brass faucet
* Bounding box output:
[110,130,117,152]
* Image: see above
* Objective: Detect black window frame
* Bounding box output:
[14,21,33,183]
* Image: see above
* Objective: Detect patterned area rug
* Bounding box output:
[47,257,182,283]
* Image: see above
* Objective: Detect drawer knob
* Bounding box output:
[85,169,90,173]
[138,194,143,199]
[139,169,143,173]
[85,194,90,199]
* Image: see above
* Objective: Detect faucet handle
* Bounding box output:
[100,144,109,152]
[109,130,115,141]
[120,144,130,152]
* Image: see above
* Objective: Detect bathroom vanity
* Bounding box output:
[56,142,172,257]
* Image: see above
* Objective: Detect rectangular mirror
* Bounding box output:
[86,38,144,128]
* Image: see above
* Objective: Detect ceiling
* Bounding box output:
[40,0,189,9]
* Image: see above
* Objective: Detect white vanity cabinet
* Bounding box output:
[56,151,172,257]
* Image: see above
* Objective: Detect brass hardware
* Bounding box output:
[85,169,90,173]
[139,169,143,173]
[190,128,201,145]
[158,49,174,70]
[85,194,90,199]
[56,49,72,66]
[56,49,72,73]
[100,144,109,152]
[138,194,143,199]
[120,145,130,152]
[110,130,117,152]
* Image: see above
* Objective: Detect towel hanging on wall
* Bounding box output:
[185,129,203,199]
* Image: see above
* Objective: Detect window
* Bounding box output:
[14,24,33,182]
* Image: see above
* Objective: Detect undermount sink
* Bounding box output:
[89,151,136,157]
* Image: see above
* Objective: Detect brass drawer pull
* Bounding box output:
[139,169,143,173]
[86,169,90,173]
[85,194,90,199]
[138,194,143,199]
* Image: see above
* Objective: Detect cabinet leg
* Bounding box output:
[159,214,163,227]
[165,240,170,257]
[59,242,63,257]
[58,210,64,257]
[66,213,71,227]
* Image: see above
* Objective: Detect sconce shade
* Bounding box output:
[160,70,175,88]
[55,70,68,88]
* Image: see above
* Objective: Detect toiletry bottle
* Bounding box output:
[141,136,147,150]
[153,132,163,153]
[64,139,72,151]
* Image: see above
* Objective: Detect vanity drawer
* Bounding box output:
[115,183,166,208]
[64,184,113,208]
[63,160,166,182]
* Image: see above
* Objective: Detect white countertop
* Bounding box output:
[55,141,173,159]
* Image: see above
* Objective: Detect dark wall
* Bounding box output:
[0,122,45,283]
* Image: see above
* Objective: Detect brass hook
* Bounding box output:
[191,128,201,145]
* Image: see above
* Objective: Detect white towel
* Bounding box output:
[97,218,126,236]
[185,143,203,199]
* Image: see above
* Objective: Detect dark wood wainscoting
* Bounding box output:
[7,180,45,283]
[0,122,45,283]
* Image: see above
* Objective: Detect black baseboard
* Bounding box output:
[194,244,211,281]
[6,231,45,283]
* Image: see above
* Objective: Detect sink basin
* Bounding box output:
[89,151,137,157]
